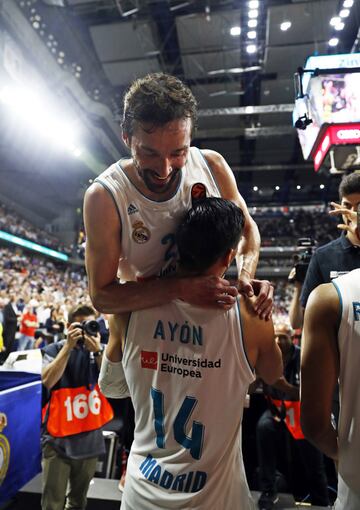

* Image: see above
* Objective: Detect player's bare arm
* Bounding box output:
[98,313,130,398]
[300,283,340,460]
[84,183,237,313]
[106,313,130,362]
[241,296,282,384]
[203,149,273,319]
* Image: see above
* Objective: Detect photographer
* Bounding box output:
[289,171,360,330]
[41,304,113,510]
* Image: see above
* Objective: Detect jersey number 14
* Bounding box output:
[151,387,205,460]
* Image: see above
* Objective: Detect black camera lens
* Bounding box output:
[81,320,100,337]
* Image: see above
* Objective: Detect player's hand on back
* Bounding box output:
[238,274,274,321]
[179,275,238,310]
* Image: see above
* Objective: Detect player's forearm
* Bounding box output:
[302,419,338,460]
[42,346,71,390]
[272,377,299,399]
[289,283,304,329]
[90,277,180,314]
[238,217,260,278]
[98,352,130,399]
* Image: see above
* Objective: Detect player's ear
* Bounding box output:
[122,132,131,149]
[223,248,235,270]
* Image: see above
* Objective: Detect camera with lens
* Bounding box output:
[77,320,100,345]
[289,238,316,284]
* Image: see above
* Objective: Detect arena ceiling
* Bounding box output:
[0,0,359,224]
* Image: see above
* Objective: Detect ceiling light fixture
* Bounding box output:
[248,19,257,28]
[246,44,257,54]
[280,21,291,31]
[248,0,259,8]
[230,26,241,36]
[247,31,257,39]
[339,8,350,17]
[328,37,339,47]
[330,16,341,26]
[248,9,258,18]
[343,0,353,7]
[334,22,345,30]
[169,1,191,11]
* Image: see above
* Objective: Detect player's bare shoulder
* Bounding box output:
[240,294,273,342]
[84,181,120,230]
[201,149,228,173]
[306,282,339,321]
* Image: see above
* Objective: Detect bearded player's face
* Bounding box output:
[125,118,191,194]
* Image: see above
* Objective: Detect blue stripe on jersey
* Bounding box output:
[236,298,254,373]
[332,280,343,336]
[196,148,221,196]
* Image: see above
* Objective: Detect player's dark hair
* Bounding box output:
[122,73,198,138]
[68,304,96,325]
[176,197,245,274]
[339,171,360,199]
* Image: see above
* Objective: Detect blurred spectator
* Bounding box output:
[45,306,65,340]
[2,293,19,356]
[18,301,39,350]
[0,203,72,255]
[256,323,329,510]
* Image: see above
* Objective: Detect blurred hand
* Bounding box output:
[66,322,84,350]
[329,202,359,242]
[83,332,102,353]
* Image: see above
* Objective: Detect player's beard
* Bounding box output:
[134,159,182,194]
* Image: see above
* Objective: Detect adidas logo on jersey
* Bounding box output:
[127,203,138,215]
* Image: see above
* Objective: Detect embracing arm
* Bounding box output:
[203,150,273,318]
[300,283,339,460]
[84,183,237,313]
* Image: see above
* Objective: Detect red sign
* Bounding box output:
[312,123,360,171]
[141,350,158,370]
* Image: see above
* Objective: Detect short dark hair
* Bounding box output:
[68,304,96,325]
[122,73,198,138]
[176,198,245,274]
[339,171,360,199]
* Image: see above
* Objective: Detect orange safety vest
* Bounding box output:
[271,398,305,440]
[45,383,114,437]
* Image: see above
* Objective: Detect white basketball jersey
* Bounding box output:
[121,298,256,510]
[94,147,221,282]
[332,269,360,510]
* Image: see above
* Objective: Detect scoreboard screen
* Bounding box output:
[295,53,360,165]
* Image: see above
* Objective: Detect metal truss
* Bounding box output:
[198,104,294,117]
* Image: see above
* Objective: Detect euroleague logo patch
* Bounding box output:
[191,183,207,204]
[141,351,158,370]
[132,221,151,244]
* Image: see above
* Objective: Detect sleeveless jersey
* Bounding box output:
[121,298,256,510]
[94,147,221,282]
[332,269,360,510]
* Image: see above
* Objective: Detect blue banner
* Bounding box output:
[0,379,42,503]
